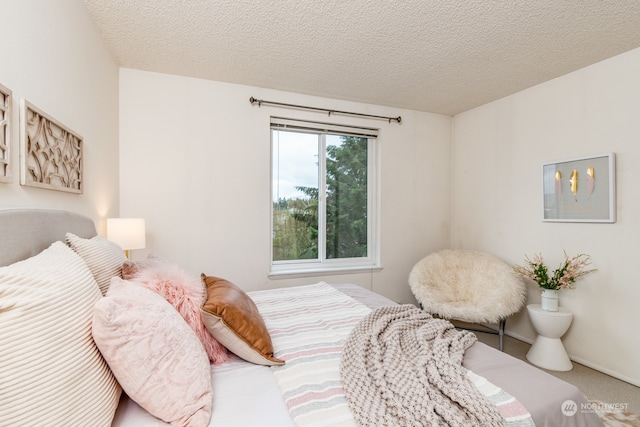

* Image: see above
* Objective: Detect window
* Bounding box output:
[271,117,379,275]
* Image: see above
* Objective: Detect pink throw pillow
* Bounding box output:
[122,256,229,364]
[93,277,213,426]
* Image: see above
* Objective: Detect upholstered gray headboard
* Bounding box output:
[0,209,97,267]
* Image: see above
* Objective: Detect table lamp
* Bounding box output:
[106,218,146,259]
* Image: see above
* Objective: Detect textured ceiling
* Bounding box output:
[83,0,640,116]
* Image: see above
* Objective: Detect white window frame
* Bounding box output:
[269,117,381,278]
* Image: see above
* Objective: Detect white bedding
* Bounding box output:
[112,355,295,427]
[113,283,602,427]
[112,284,391,427]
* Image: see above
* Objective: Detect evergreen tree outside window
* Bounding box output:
[271,117,378,274]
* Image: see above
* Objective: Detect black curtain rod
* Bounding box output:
[249,97,401,124]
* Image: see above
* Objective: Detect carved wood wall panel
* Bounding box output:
[0,83,11,183]
[20,100,83,194]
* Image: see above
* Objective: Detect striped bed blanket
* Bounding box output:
[249,283,533,427]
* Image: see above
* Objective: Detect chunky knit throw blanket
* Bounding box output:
[340,304,506,427]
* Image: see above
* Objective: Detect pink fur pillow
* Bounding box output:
[123,256,229,364]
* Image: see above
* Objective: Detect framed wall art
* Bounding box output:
[542,153,615,223]
[0,83,11,183]
[20,99,83,194]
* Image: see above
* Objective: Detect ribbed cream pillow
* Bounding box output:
[66,232,127,295]
[0,241,121,426]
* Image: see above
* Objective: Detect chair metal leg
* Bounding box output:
[446,318,508,352]
[417,305,508,352]
[498,318,506,352]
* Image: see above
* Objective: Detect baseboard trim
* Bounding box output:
[568,355,640,388]
[504,331,640,388]
[504,330,533,345]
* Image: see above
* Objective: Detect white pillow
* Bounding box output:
[93,277,213,426]
[66,232,127,295]
[0,241,121,426]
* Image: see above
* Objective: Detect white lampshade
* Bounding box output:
[107,218,146,252]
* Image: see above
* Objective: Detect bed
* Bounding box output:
[0,208,603,427]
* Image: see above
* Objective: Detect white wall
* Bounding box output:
[452,48,640,385]
[119,68,451,303]
[0,0,120,231]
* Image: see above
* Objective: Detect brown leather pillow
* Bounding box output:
[199,274,284,366]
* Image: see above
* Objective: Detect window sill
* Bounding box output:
[268,265,383,280]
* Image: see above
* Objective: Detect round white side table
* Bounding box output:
[526,304,574,371]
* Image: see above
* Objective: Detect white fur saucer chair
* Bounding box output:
[409,249,526,351]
